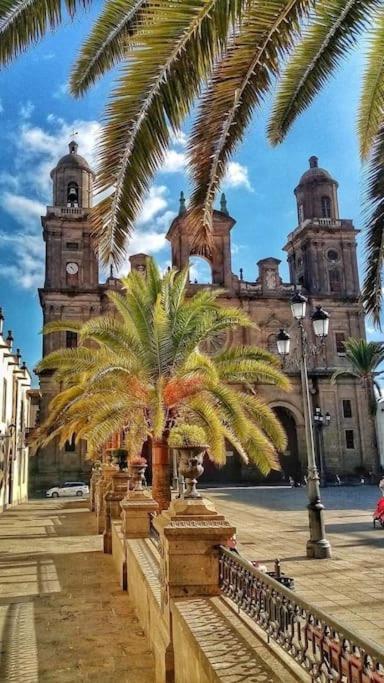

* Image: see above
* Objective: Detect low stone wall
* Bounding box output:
[110,497,304,683]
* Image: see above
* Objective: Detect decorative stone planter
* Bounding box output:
[175,446,207,498]
[128,463,147,492]
[110,449,128,471]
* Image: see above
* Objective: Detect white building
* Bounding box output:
[0,308,33,510]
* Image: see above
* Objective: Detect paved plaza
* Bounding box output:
[0,500,154,682]
[206,484,384,648]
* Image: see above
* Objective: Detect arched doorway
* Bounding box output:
[273,406,301,482]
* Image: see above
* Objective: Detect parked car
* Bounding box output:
[46,481,89,498]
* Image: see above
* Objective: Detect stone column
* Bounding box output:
[96,464,116,534]
[152,497,235,683]
[120,490,159,538]
[103,471,130,553]
[154,497,235,609]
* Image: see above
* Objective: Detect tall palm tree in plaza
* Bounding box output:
[34,259,290,510]
[332,338,384,406]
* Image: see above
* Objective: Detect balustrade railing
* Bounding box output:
[218,546,384,682]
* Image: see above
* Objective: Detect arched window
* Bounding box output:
[321,196,331,218]
[329,268,341,292]
[189,256,212,284]
[67,182,79,207]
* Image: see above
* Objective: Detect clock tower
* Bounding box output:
[34,141,101,488]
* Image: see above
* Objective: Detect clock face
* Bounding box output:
[66,262,79,275]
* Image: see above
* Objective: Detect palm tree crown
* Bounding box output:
[34,259,290,506]
[331,338,384,398]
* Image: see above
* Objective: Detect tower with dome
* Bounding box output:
[30,145,377,491]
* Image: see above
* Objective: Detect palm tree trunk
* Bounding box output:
[151,437,171,511]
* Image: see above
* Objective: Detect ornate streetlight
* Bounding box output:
[277,294,332,559]
[313,408,331,487]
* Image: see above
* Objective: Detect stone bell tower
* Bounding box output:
[166,192,235,289]
[32,141,100,491]
[285,156,360,299]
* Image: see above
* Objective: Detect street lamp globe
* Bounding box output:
[276,329,291,356]
[290,291,307,320]
[311,305,330,338]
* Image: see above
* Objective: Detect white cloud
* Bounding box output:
[19,101,35,120]
[0,232,44,289]
[53,81,69,99]
[1,192,45,228]
[223,161,253,191]
[0,113,101,289]
[136,185,169,225]
[161,149,186,174]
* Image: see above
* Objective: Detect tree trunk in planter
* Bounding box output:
[152,437,171,511]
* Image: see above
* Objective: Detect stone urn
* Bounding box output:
[128,458,148,491]
[110,448,128,471]
[176,446,207,498]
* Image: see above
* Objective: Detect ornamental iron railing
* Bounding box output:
[218,546,384,682]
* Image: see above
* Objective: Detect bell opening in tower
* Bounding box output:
[67,182,79,208]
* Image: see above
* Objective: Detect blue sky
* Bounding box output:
[0,6,376,381]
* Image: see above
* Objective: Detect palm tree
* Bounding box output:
[33,258,290,510]
[332,337,384,407]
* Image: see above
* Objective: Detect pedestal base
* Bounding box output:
[306,538,332,559]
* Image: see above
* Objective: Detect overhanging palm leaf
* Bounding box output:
[69,0,148,97]
[92,0,245,264]
[267,0,381,145]
[361,126,384,325]
[188,0,313,235]
[0,0,91,65]
[358,12,384,159]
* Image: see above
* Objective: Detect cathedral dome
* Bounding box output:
[298,156,335,186]
[50,140,94,178]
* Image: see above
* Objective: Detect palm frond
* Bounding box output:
[0,0,90,66]
[70,0,147,97]
[93,0,245,264]
[358,12,384,159]
[268,0,380,145]
[362,126,384,325]
[188,0,313,234]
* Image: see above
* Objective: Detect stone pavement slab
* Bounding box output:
[0,500,155,682]
[206,485,384,649]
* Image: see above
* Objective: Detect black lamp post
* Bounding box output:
[277,293,332,559]
[313,408,331,487]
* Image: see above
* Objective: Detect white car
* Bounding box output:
[46,481,89,498]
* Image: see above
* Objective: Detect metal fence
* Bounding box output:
[218,546,384,682]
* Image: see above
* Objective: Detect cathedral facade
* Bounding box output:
[30,144,377,490]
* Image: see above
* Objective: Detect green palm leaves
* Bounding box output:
[331,337,384,397]
[35,258,290,476]
[268,0,384,325]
